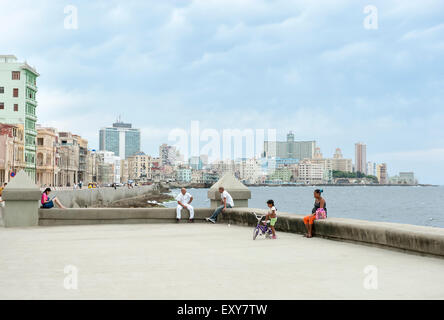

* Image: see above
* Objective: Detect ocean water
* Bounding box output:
[165,186,444,228]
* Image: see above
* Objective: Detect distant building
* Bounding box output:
[367,161,376,177]
[159,144,177,166]
[300,147,349,181]
[176,167,192,183]
[203,171,219,184]
[237,158,263,184]
[264,132,316,160]
[297,159,329,184]
[313,147,323,159]
[211,159,236,176]
[399,172,416,184]
[199,154,209,167]
[76,135,88,184]
[0,55,39,180]
[128,152,152,182]
[97,162,114,185]
[189,156,203,170]
[0,123,25,184]
[331,148,353,173]
[95,150,120,184]
[268,167,293,183]
[333,148,342,159]
[260,157,299,180]
[99,120,141,159]
[120,159,129,184]
[57,131,80,186]
[390,172,417,185]
[191,170,204,184]
[355,142,367,174]
[36,126,59,187]
[376,163,388,184]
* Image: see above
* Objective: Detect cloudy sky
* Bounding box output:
[1,0,443,183]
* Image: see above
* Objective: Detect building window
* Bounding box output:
[13,88,19,97]
[37,138,44,146]
[0,103,3,110]
[12,71,20,80]
[0,87,3,94]
[14,104,18,112]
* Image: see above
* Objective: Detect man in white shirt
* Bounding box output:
[206,187,234,223]
[176,188,194,222]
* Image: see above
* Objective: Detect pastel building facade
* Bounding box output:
[376,163,388,184]
[176,167,192,183]
[0,123,25,184]
[0,55,39,180]
[36,126,59,187]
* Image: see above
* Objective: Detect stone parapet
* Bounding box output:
[38,207,444,257]
[207,173,251,208]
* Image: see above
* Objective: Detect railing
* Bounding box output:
[25,98,37,106]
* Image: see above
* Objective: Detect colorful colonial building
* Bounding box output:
[0,55,39,180]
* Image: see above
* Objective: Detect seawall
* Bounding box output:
[38,207,444,257]
[48,185,157,208]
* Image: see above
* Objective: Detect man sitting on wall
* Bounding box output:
[206,187,234,223]
[176,188,194,223]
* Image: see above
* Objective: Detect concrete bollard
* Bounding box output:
[207,173,251,208]
[2,170,41,227]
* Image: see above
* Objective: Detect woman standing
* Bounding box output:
[303,189,327,238]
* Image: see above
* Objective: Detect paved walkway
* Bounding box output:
[0,223,443,299]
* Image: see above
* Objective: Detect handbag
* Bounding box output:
[315,208,327,220]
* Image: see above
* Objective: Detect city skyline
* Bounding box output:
[1,1,443,183]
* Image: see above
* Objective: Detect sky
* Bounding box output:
[1,0,444,184]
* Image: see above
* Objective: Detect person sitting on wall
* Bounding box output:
[206,187,234,223]
[303,189,327,238]
[0,182,7,198]
[0,182,7,206]
[176,188,194,223]
[41,187,67,209]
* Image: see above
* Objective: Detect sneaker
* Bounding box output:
[189,219,194,223]
[208,218,216,224]
[176,218,180,223]
[272,235,277,239]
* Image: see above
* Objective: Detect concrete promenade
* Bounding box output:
[1,223,444,300]
[37,207,444,257]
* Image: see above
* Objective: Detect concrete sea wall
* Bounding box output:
[49,185,157,208]
[38,207,444,257]
[0,185,157,227]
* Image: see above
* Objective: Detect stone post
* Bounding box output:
[2,170,41,227]
[207,173,251,208]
